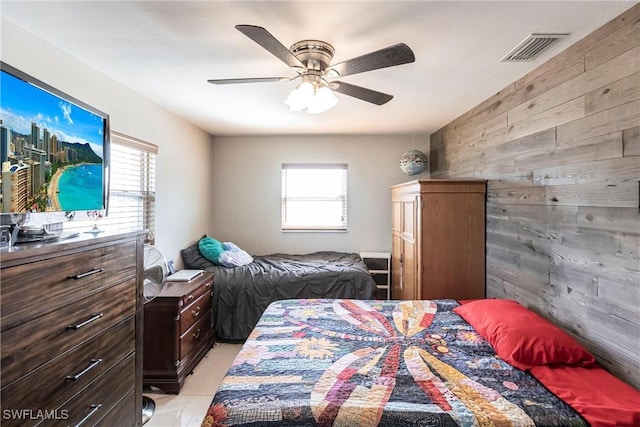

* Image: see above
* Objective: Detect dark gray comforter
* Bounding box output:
[181,246,377,341]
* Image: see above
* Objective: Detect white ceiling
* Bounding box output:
[1,1,635,136]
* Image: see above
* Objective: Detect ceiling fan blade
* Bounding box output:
[331,81,393,105]
[328,43,415,78]
[236,25,305,70]
[208,77,290,85]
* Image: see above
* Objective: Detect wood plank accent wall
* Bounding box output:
[430,4,640,388]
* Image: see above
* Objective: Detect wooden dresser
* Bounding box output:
[391,179,487,301]
[0,231,144,427]
[143,272,214,393]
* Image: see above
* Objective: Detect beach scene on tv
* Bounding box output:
[0,69,105,214]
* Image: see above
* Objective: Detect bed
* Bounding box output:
[200,298,640,427]
[181,244,377,341]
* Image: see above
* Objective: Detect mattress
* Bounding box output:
[181,247,377,341]
[201,298,588,426]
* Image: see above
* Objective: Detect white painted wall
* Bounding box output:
[1,17,215,266]
[210,134,429,255]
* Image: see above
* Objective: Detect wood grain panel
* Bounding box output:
[486,272,516,299]
[518,133,622,171]
[513,56,585,101]
[556,100,640,144]
[487,171,535,190]
[544,181,638,208]
[557,294,640,383]
[441,112,508,148]
[623,126,640,156]
[487,202,578,225]
[549,258,599,298]
[585,16,640,70]
[507,96,585,141]
[533,155,639,186]
[430,4,640,388]
[487,186,547,205]
[508,46,640,124]
[585,72,640,114]
[577,206,640,233]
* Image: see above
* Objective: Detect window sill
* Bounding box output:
[281,228,348,233]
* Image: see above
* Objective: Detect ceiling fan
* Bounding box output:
[207,25,415,113]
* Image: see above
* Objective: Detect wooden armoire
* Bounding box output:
[391,179,487,300]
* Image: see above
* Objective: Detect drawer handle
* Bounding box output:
[187,294,194,301]
[193,328,201,339]
[66,358,102,381]
[67,313,104,330]
[72,403,102,427]
[192,306,201,317]
[68,268,104,280]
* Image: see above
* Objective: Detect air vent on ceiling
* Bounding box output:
[500,33,569,62]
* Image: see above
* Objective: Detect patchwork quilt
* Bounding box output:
[202,299,587,426]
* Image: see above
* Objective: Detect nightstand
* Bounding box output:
[143,271,214,393]
[360,252,391,300]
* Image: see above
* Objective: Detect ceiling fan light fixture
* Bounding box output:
[285,81,338,114]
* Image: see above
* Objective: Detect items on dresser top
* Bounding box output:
[166,269,204,282]
[0,231,145,427]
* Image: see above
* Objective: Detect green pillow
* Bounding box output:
[198,236,224,265]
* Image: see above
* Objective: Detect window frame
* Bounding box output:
[108,131,157,243]
[281,162,348,232]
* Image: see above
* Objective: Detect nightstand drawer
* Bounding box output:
[179,278,212,307]
[0,318,134,423]
[1,279,136,387]
[179,292,211,333]
[1,241,137,331]
[180,310,211,360]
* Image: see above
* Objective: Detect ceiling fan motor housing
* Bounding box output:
[290,40,335,72]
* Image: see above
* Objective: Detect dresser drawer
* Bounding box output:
[1,241,137,331]
[179,310,212,360]
[1,318,135,418]
[179,291,211,334]
[95,391,136,427]
[53,353,135,427]
[1,279,136,387]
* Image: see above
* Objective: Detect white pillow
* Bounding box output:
[218,242,253,267]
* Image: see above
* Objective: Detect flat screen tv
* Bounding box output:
[0,61,110,219]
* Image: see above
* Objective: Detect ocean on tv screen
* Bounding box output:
[55,164,103,211]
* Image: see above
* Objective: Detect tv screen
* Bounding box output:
[0,62,109,215]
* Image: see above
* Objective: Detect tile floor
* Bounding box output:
[144,342,243,427]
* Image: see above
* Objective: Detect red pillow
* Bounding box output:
[453,299,596,370]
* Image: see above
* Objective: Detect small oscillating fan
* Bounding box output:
[141,245,169,424]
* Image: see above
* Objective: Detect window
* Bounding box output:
[106,132,157,243]
[281,163,347,231]
[64,131,157,243]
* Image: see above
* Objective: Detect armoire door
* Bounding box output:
[391,199,403,299]
[401,196,418,300]
[391,195,419,300]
